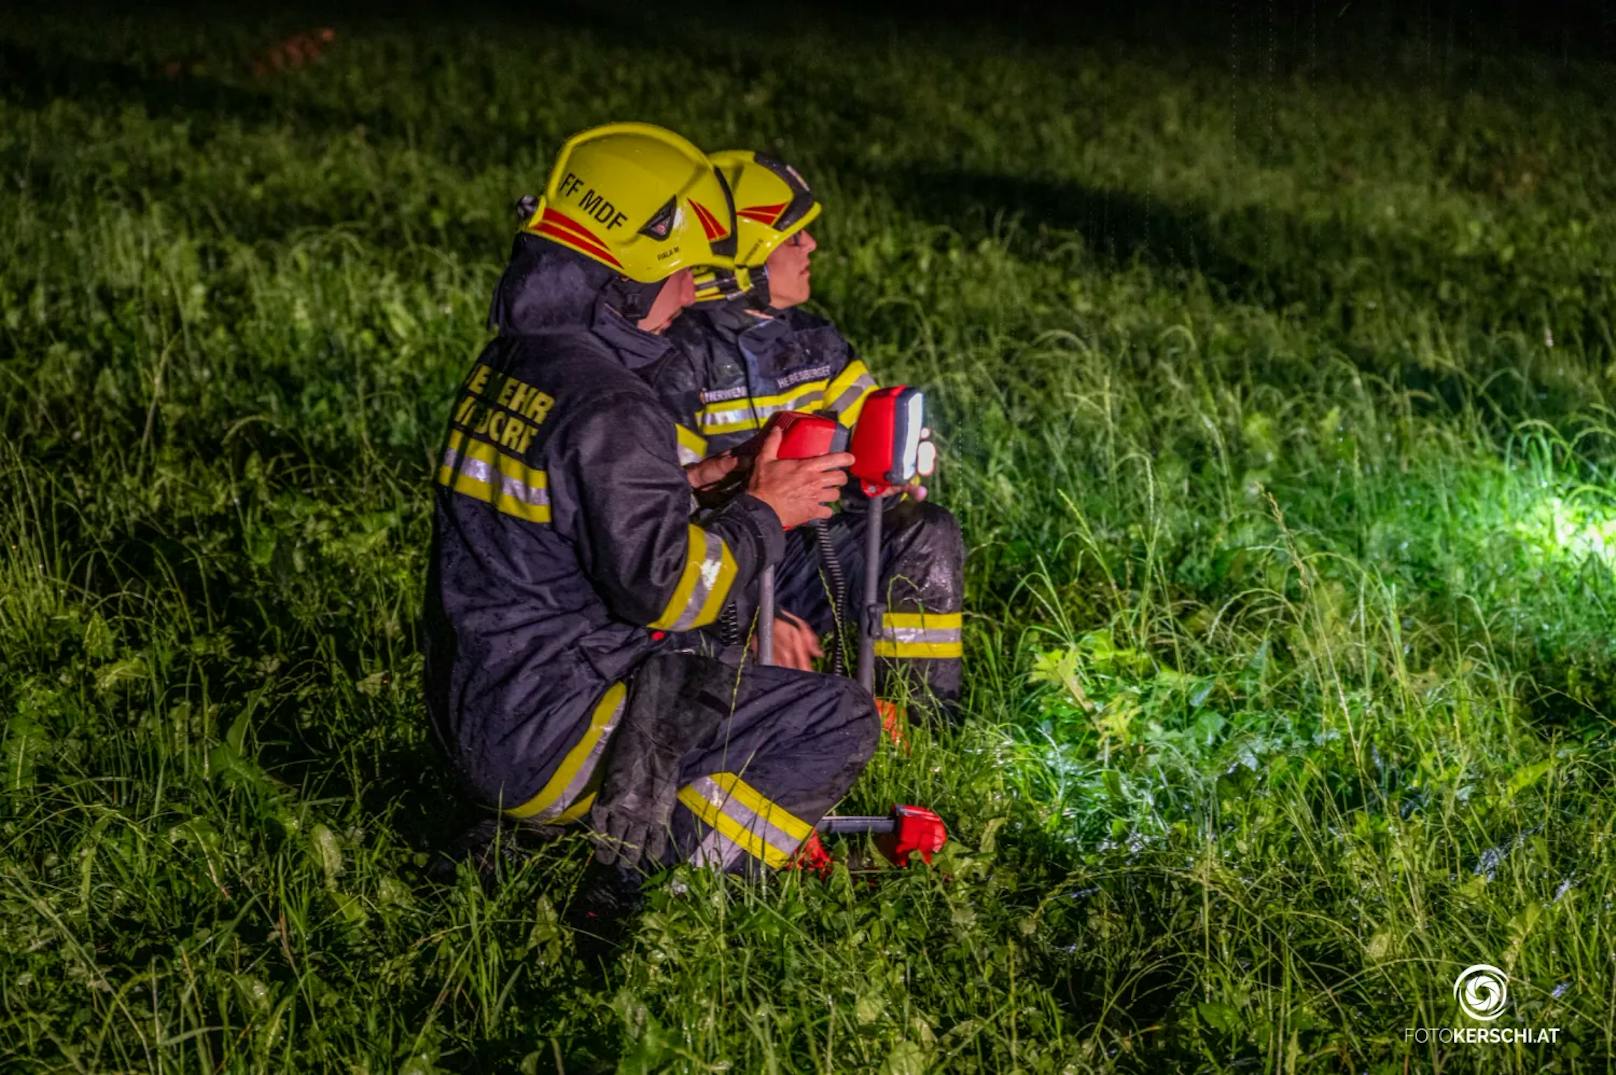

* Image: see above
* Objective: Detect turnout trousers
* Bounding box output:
[502,654,878,874]
[774,498,965,719]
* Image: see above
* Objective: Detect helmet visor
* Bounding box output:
[753,153,818,236]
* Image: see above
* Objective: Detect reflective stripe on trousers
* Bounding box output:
[504,683,626,822]
[678,772,815,869]
[872,610,962,659]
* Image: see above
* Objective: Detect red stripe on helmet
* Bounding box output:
[738,203,788,227]
[541,207,609,248]
[535,222,623,268]
[688,199,728,241]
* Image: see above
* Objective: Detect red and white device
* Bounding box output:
[748,392,928,687]
[847,386,926,497]
[846,386,925,690]
[750,389,924,500]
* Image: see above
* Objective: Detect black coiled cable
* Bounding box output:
[812,518,850,676]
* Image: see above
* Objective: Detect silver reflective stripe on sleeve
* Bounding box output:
[437,432,552,524]
[825,360,878,423]
[441,447,549,511]
[649,526,738,631]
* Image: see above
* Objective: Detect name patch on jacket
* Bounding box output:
[778,364,832,389]
[699,385,748,404]
[451,363,556,455]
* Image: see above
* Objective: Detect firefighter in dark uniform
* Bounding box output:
[424,124,878,890]
[648,151,965,724]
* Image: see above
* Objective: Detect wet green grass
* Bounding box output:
[3,6,1616,1071]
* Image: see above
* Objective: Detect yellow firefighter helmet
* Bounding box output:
[708,150,821,267]
[521,123,736,282]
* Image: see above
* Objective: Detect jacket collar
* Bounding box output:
[592,303,678,371]
[488,234,677,370]
[698,300,790,349]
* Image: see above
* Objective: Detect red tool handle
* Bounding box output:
[763,410,847,469]
[815,805,948,866]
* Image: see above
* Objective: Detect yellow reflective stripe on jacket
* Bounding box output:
[675,424,708,466]
[677,772,813,868]
[505,683,626,820]
[824,360,879,426]
[695,380,830,436]
[649,525,737,630]
[872,610,963,659]
[437,430,551,524]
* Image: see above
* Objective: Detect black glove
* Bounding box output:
[589,653,735,868]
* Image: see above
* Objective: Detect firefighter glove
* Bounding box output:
[590,653,735,868]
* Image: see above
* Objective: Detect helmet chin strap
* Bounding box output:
[602,275,665,323]
[745,264,773,310]
[690,264,772,310]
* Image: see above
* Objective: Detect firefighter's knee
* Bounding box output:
[913,502,963,563]
[831,677,881,769]
[890,501,964,609]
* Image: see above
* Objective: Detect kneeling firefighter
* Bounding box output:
[648,151,965,723]
[424,124,878,902]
